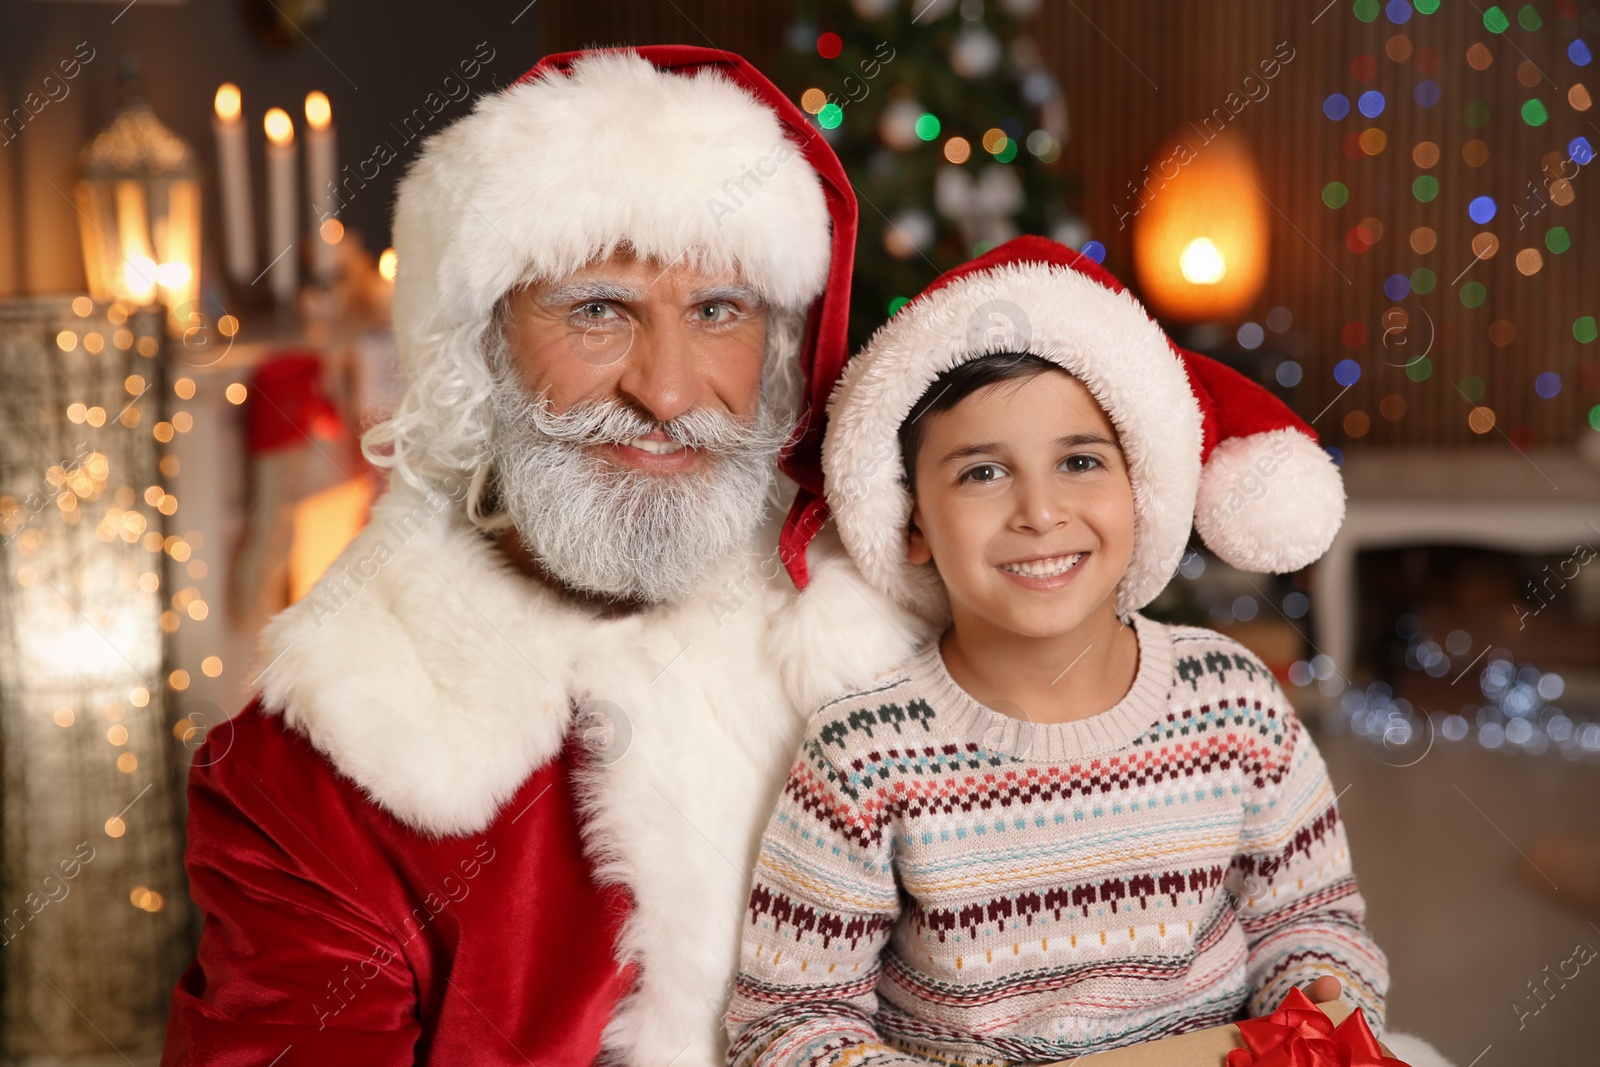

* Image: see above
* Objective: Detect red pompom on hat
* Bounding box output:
[820,235,1346,622]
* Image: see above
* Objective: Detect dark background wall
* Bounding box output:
[0,0,547,294]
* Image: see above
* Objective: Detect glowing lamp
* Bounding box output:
[1132,131,1268,323]
[74,72,200,328]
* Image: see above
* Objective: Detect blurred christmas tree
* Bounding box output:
[782,0,1085,349]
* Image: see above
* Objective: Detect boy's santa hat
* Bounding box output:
[390,46,856,588]
[820,235,1346,622]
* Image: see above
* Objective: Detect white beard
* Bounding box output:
[487,373,794,604]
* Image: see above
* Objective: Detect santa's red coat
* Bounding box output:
[163,701,634,1065]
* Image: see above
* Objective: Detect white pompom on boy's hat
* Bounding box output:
[822,235,1347,623]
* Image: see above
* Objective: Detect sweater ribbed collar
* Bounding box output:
[907,612,1174,761]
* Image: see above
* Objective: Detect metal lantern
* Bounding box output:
[75,77,201,330]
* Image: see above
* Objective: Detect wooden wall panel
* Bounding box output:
[535,1,1600,450]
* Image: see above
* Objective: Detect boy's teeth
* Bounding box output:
[622,436,687,455]
[999,553,1084,578]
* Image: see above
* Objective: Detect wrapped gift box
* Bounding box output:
[1043,996,1406,1066]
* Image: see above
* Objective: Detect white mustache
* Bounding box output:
[525,397,793,458]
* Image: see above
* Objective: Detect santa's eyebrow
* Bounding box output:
[689,284,764,307]
[538,280,647,307]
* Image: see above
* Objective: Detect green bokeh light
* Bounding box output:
[1322,182,1350,209]
[1410,267,1437,294]
[1521,99,1549,127]
[1460,375,1487,403]
[1353,0,1380,22]
[1464,101,1492,128]
[1546,227,1571,254]
[994,140,1018,163]
[1461,282,1487,308]
[1413,175,1440,202]
[1576,316,1599,343]
[1484,6,1510,33]
[887,296,910,316]
[1518,4,1542,30]
[1406,356,1433,382]
[914,113,940,141]
[1413,0,1440,13]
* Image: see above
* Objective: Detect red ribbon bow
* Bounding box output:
[1226,989,1409,1067]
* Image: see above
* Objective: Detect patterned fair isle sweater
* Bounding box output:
[724,612,1388,1067]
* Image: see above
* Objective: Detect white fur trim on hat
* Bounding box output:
[390,49,832,356]
[823,260,1203,624]
[1193,427,1347,573]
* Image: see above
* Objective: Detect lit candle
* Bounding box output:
[212,84,255,287]
[263,107,298,306]
[304,91,339,286]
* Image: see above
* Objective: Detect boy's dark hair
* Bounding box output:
[897,351,1065,490]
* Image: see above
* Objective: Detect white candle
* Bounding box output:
[212,84,255,286]
[263,107,298,306]
[304,91,338,286]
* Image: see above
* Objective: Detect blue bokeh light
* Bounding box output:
[1358,90,1386,118]
[1324,93,1351,120]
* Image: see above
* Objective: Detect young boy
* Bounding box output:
[724,237,1386,1066]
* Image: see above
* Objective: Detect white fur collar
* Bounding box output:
[257,479,929,1064]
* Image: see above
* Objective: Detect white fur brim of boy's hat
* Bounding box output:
[823,235,1346,624]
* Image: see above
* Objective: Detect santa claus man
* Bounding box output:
[162,47,925,1066]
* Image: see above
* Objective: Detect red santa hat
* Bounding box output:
[389,46,857,589]
[820,235,1347,622]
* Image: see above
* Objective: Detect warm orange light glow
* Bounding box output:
[378,247,398,282]
[214,84,242,122]
[1133,131,1269,323]
[305,91,332,130]
[1178,238,1226,284]
[291,478,379,603]
[264,108,294,146]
